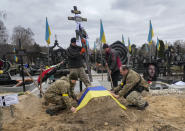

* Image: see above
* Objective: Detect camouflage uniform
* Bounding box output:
[114,69,149,108]
[70,67,91,87]
[44,76,77,112]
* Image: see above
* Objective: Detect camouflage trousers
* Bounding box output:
[70,67,91,87]
[126,91,147,108]
[44,93,67,111]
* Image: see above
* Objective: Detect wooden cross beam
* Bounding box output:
[68,6,87,22]
[71,6,81,14]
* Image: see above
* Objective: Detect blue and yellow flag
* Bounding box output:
[156,37,160,51]
[76,86,126,112]
[100,19,106,44]
[13,48,18,62]
[128,37,131,53]
[45,17,51,45]
[122,34,125,44]
[147,20,154,45]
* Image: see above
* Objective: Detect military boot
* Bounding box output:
[137,102,149,110]
[46,105,66,116]
[46,109,58,116]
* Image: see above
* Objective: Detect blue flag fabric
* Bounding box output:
[78,86,107,105]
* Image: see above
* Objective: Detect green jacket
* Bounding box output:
[114,69,149,98]
[45,76,76,109]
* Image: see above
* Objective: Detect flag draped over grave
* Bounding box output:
[75,86,126,112]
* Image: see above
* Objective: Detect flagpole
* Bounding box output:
[100,41,103,81]
[127,38,130,66]
[156,43,158,59]
[150,43,152,63]
[94,42,97,72]
[48,44,50,66]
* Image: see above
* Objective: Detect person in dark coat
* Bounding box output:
[66,37,91,87]
[103,44,122,89]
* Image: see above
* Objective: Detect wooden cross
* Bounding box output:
[68,6,87,22]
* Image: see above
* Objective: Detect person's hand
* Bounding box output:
[110,92,119,98]
[114,94,119,98]
[71,106,76,113]
[109,91,115,96]
[108,70,111,74]
[60,61,64,65]
[109,90,114,95]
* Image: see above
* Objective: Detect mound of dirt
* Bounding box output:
[70,96,128,130]
[1,94,185,131]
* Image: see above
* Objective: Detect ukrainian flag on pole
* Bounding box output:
[45,17,51,45]
[100,19,106,44]
[147,20,154,45]
[156,37,160,51]
[128,37,132,53]
[122,34,125,44]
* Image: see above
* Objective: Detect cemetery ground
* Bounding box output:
[1,71,185,131]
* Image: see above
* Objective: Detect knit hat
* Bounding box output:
[121,65,129,70]
[69,72,78,80]
[103,43,109,49]
[71,37,76,43]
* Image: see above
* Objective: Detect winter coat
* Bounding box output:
[66,44,84,68]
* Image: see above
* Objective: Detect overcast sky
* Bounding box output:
[0,0,185,48]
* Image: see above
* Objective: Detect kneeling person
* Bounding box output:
[111,65,149,110]
[44,72,78,115]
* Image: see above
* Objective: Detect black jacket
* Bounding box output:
[66,44,84,68]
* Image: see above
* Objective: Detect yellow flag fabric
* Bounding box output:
[75,87,126,113]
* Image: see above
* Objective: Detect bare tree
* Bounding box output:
[11,26,34,49]
[0,20,8,44]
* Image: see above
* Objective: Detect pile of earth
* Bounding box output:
[1,93,185,131]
